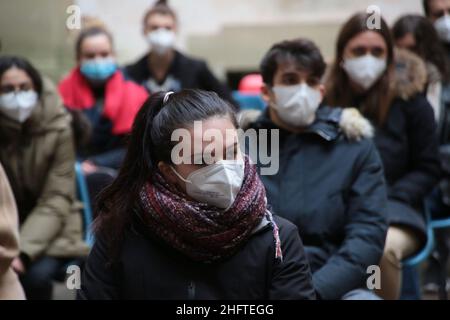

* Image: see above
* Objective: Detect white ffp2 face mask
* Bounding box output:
[0,90,38,123]
[171,158,245,210]
[272,83,322,128]
[434,15,450,43]
[147,28,176,55]
[342,55,387,90]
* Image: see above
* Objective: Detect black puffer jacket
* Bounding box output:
[77,214,315,300]
[357,49,441,242]
[243,106,388,300]
[123,51,235,107]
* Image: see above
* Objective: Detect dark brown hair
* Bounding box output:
[75,27,114,60]
[393,14,449,81]
[260,38,326,86]
[324,12,395,125]
[0,55,43,97]
[93,89,237,261]
[143,0,177,27]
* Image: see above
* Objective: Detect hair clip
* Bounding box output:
[163,91,174,104]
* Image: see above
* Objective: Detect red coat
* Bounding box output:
[58,68,148,135]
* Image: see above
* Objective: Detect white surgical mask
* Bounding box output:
[147,28,176,55]
[342,55,387,90]
[272,83,322,128]
[171,158,245,210]
[0,90,38,123]
[434,15,450,43]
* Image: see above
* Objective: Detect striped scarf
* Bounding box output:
[139,157,282,263]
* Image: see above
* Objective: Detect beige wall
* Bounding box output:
[0,0,425,82]
[0,0,73,80]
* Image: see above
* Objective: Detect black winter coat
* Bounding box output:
[371,94,441,241]
[246,106,388,300]
[339,49,442,241]
[123,51,235,107]
[77,214,316,300]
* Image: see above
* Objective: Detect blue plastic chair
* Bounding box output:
[232,91,266,111]
[403,210,435,267]
[428,216,450,299]
[401,209,450,299]
[400,209,434,300]
[75,162,94,247]
[430,217,450,230]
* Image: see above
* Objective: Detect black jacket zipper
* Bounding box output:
[188,280,196,300]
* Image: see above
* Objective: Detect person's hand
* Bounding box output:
[11,257,25,274]
[82,160,97,175]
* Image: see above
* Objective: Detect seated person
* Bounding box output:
[0,56,89,300]
[78,90,315,300]
[240,39,388,300]
[59,26,148,171]
[123,0,235,106]
[325,13,441,299]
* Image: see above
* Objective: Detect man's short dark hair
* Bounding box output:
[260,38,326,86]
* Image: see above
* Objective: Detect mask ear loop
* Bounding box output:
[170,166,191,184]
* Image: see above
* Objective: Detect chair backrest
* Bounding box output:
[74,162,94,247]
[430,217,450,229]
[232,91,266,111]
[403,208,435,267]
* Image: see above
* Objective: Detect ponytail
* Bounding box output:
[94,89,237,261]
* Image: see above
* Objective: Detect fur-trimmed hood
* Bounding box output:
[393,48,428,101]
[238,105,373,141]
[238,49,429,141]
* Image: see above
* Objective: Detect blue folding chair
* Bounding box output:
[53,163,94,284]
[232,91,266,111]
[400,209,434,300]
[403,211,435,267]
[428,216,450,299]
[75,162,94,247]
[401,209,450,299]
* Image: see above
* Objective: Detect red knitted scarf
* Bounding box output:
[139,157,282,263]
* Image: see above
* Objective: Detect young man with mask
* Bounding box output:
[240,38,388,300]
[123,0,235,107]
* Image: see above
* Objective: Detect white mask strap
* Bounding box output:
[170,166,191,184]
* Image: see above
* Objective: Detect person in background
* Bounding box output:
[78,90,315,300]
[394,13,450,295]
[59,26,148,173]
[325,13,441,299]
[0,163,25,300]
[423,0,450,61]
[0,56,89,300]
[393,15,449,136]
[123,0,235,106]
[240,38,388,300]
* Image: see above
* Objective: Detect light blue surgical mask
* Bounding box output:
[80,57,117,81]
